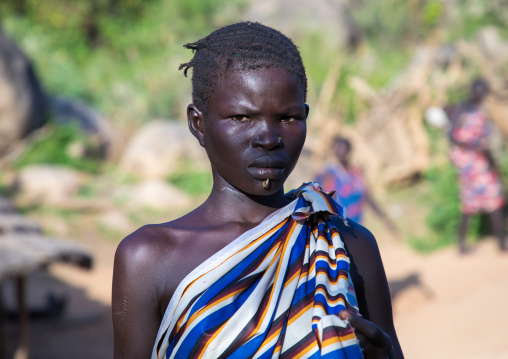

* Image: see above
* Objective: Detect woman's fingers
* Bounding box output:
[339,310,393,351]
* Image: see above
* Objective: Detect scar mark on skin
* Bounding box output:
[113,297,128,325]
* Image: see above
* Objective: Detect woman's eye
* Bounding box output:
[231,115,249,122]
[281,116,298,123]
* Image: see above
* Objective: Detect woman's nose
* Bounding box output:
[251,122,283,151]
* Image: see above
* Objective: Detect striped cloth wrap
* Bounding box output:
[153,182,363,359]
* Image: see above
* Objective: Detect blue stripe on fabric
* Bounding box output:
[225,286,283,359]
[188,221,289,318]
[226,333,267,359]
[291,276,316,306]
[255,343,277,359]
[315,260,349,273]
[309,349,323,359]
[313,294,346,315]
[286,222,308,268]
[321,343,363,359]
[171,275,262,358]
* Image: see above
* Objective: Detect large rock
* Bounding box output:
[128,179,192,211]
[476,27,508,63]
[14,165,82,205]
[48,96,117,159]
[246,0,362,49]
[98,210,134,235]
[0,30,46,156]
[119,120,208,179]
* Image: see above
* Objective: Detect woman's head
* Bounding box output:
[333,137,352,165]
[180,21,307,115]
[182,22,308,197]
[470,78,489,103]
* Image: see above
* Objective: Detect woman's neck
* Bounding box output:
[339,159,350,169]
[201,180,290,226]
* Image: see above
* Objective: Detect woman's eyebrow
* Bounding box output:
[280,105,305,114]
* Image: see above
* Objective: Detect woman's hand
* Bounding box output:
[339,310,394,359]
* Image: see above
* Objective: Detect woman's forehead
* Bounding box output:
[209,68,305,108]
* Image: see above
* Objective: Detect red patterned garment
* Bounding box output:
[449,106,505,214]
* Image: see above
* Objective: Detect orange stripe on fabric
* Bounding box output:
[315,271,348,286]
[317,192,336,214]
[283,264,301,289]
[314,288,347,304]
[314,254,339,269]
[291,340,318,359]
[205,286,246,312]
[180,219,288,298]
[196,320,228,359]
[322,332,357,346]
[245,220,299,342]
[287,300,313,327]
[256,325,283,355]
[205,238,283,308]
[312,301,346,315]
[175,219,289,330]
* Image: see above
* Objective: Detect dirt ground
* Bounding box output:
[3,216,508,359]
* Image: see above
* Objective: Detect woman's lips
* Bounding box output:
[248,156,286,179]
[247,167,285,178]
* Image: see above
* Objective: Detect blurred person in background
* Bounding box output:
[315,136,398,233]
[448,79,507,253]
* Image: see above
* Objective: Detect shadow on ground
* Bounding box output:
[2,269,113,359]
[388,272,434,302]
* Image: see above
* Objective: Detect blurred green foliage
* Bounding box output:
[0,0,245,124]
[2,0,507,253]
[15,122,102,173]
[167,167,212,198]
[351,0,442,46]
[1,0,505,126]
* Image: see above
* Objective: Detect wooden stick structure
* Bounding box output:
[0,197,92,359]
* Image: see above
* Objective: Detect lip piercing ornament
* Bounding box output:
[263,178,270,190]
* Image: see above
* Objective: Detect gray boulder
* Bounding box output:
[119,120,208,179]
[0,29,46,156]
[14,165,82,205]
[48,96,117,159]
[246,0,362,49]
[127,179,192,211]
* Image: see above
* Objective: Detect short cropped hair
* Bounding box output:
[333,136,352,152]
[179,21,307,113]
[471,78,489,93]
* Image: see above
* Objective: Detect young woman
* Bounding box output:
[112,22,403,359]
[316,137,397,232]
[448,79,507,253]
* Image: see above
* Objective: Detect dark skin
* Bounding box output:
[448,81,507,253]
[112,67,403,358]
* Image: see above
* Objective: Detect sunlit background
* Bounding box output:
[1,1,508,358]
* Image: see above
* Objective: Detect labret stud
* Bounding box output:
[263,178,271,190]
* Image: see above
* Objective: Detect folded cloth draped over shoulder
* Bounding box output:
[152,183,363,359]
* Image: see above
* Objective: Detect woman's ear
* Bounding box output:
[305,104,310,119]
[188,104,205,147]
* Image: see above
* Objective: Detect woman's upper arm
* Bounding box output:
[340,221,404,358]
[112,230,163,359]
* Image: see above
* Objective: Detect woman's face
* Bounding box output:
[471,83,489,103]
[191,67,308,196]
[334,140,351,164]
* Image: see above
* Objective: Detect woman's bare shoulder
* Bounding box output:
[113,221,194,284]
[116,224,176,259]
[331,216,387,291]
[332,216,379,254]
